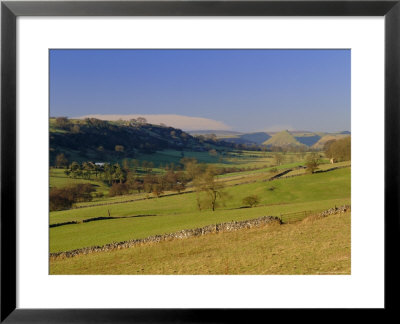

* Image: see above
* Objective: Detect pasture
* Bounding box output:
[49,167,350,253]
[50,211,351,275]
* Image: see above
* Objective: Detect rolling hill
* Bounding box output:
[51,117,351,165]
[263,130,305,148]
[190,129,350,148]
[49,118,229,165]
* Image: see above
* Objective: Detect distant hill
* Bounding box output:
[263,130,305,147]
[190,129,349,148]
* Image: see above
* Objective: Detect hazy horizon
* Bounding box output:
[65,113,349,134]
[50,49,351,133]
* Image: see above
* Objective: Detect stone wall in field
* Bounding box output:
[318,205,350,217]
[50,215,282,259]
[50,205,351,260]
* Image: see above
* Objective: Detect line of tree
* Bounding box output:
[59,159,157,182]
[63,161,127,183]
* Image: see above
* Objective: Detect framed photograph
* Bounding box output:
[1,0,399,321]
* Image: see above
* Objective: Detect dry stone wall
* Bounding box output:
[50,205,350,260]
[50,215,282,259]
[318,205,350,217]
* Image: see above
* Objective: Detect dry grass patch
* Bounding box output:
[301,214,324,224]
[50,212,350,275]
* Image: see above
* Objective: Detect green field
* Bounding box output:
[49,145,351,276]
[50,168,110,194]
[50,211,351,275]
[50,167,350,253]
[49,149,310,206]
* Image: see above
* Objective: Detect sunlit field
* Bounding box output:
[50,211,351,275]
[50,166,350,253]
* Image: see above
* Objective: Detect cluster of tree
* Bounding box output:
[324,136,351,162]
[54,117,73,129]
[122,170,188,198]
[115,117,148,126]
[101,159,191,198]
[49,183,95,211]
[59,158,158,181]
[108,182,130,197]
[62,161,127,183]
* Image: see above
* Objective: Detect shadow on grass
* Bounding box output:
[50,214,157,228]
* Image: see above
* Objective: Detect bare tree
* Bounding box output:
[273,153,284,166]
[193,166,227,211]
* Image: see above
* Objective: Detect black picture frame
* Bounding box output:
[1,0,399,322]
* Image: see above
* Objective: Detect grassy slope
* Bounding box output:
[49,168,350,252]
[50,167,350,224]
[283,160,351,177]
[50,211,351,275]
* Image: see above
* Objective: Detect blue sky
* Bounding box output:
[50,49,350,132]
